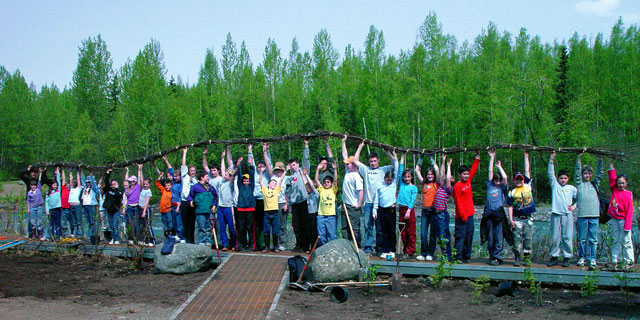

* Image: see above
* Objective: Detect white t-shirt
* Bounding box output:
[342,171,364,207]
[68,186,83,204]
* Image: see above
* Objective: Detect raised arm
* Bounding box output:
[61,167,67,186]
[430,155,439,184]
[76,169,81,189]
[162,154,173,170]
[341,135,349,162]
[324,138,334,159]
[202,147,210,173]
[488,150,495,180]
[264,143,273,177]
[302,139,310,172]
[593,155,604,184]
[247,144,255,168]
[353,141,365,166]
[182,147,188,167]
[575,153,583,184]
[445,157,452,188]
[332,162,338,188]
[315,165,322,188]
[496,160,507,186]
[548,151,556,185]
[524,151,530,178]
[137,163,143,184]
[226,145,233,168]
[258,166,266,188]
[220,149,227,176]
[414,165,424,185]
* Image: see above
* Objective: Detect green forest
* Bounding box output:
[1,13,639,200]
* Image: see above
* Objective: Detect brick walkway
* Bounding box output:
[177,254,288,320]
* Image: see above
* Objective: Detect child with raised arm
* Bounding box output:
[574,153,603,269]
[139,165,154,245]
[45,168,63,241]
[26,170,44,239]
[236,156,256,251]
[67,169,84,238]
[80,170,100,240]
[180,147,199,243]
[397,152,418,259]
[507,151,536,266]
[103,169,123,244]
[155,172,174,238]
[484,151,509,266]
[216,148,237,251]
[414,156,440,261]
[607,158,634,270]
[124,165,143,243]
[163,154,184,239]
[433,156,453,260]
[315,161,338,247]
[340,135,364,245]
[372,150,399,259]
[60,168,76,237]
[547,151,577,267]
[187,170,219,246]
[259,165,285,252]
[299,167,319,253]
[452,152,480,263]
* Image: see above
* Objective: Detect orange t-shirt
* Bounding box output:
[421,182,439,207]
[154,180,173,213]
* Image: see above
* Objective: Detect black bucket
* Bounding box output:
[90,235,100,245]
[329,286,349,303]
[496,281,518,297]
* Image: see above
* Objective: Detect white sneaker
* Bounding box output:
[114,241,121,245]
[577,258,585,266]
[278,245,286,251]
[380,253,389,259]
[426,255,433,261]
[146,243,154,247]
[137,241,146,246]
[388,252,395,259]
[416,255,425,261]
[108,239,114,245]
[128,240,134,245]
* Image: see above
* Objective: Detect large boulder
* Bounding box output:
[306,239,370,283]
[154,243,213,274]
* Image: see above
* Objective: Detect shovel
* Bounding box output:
[209,216,221,263]
[288,236,320,290]
[392,216,406,292]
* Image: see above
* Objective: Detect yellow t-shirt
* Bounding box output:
[317,185,338,216]
[261,186,281,211]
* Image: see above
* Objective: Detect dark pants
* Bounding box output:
[49,207,62,239]
[236,209,254,250]
[454,215,474,261]
[378,206,396,254]
[291,201,310,251]
[434,210,452,260]
[375,209,384,254]
[340,204,361,244]
[399,205,416,255]
[307,212,318,249]
[125,205,141,241]
[181,201,196,243]
[485,210,504,261]
[254,199,265,249]
[421,207,437,256]
[172,206,183,238]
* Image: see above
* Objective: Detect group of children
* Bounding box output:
[19,139,636,270]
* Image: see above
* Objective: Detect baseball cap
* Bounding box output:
[343,156,355,164]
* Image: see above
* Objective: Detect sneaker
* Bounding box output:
[39,236,47,241]
[147,243,154,247]
[278,245,286,251]
[488,259,500,266]
[114,241,121,245]
[589,262,597,271]
[416,255,425,261]
[561,259,571,268]
[108,239,115,245]
[547,257,559,267]
[137,241,146,246]
[128,240,135,245]
[577,258,585,266]
[426,255,433,261]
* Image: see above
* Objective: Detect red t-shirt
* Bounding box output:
[61,185,70,209]
[452,158,479,221]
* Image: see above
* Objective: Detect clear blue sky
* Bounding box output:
[1,0,638,89]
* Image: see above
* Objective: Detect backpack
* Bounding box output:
[287,255,308,283]
[592,181,611,224]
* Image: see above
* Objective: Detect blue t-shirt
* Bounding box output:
[485,180,508,212]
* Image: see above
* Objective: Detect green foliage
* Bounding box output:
[523,261,542,304]
[429,238,458,288]
[580,270,598,297]
[470,275,491,304]
[364,263,381,294]
[614,271,631,303]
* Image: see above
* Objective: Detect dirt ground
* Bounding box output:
[273,276,640,320]
[0,250,210,320]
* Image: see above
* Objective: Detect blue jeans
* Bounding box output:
[171,206,183,237]
[484,211,504,261]
[317,215,337,246]
[577,217,598,263]
[107,211,121,242]
[125,205,141,240]
[263,210,281,236]
[218,207,236,248]
[454,215,474,261]
[195,213,212,245]
[363,203,383,253]
[82,205,96,237]
[160,211,172,232]
[421,207,437,256]
[70,205,83,237]
[434,210,452,259]
[28,205,44,237]
[49,207,62,239]
[61,207,76,236]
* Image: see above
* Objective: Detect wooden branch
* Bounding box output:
[32,130,629,171]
